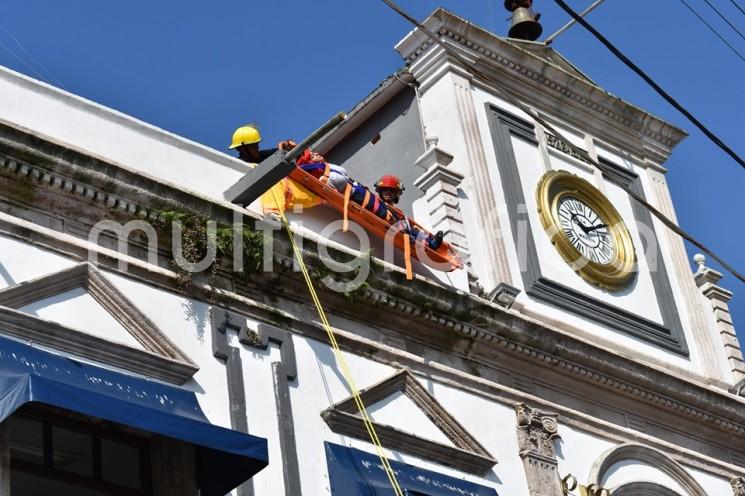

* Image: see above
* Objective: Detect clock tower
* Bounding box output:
[395,8,743,387]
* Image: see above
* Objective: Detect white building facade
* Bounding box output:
[0,8,743,496]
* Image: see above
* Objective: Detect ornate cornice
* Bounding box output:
[396,9,686,160]
[3,120,745,466]
[5,146,745,437]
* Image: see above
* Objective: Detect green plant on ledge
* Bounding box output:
[158,210,263,290]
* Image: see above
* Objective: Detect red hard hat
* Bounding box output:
[375,175,404,193]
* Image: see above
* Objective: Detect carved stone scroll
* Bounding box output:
[515,403,564,496]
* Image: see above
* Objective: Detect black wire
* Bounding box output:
[728,0,745,17]
[379,0,745,284]
[679,0,745,62]
[554,0,745,171]
[701,0,745,42]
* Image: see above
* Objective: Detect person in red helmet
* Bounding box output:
[374,175,444,250]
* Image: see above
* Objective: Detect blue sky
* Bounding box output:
[1,1,744,349]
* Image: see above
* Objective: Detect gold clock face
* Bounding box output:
[536,171,636,290]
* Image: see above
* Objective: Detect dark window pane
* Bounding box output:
[7,416,44,464]
[52,426,93,477]
[11,470,114,496]
[101,439,141,489]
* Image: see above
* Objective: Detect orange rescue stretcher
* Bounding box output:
[287,166,464,278]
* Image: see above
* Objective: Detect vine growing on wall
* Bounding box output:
[158,210,263,291]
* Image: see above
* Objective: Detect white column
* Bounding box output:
[694,254,745,383]
[413,145,470,260]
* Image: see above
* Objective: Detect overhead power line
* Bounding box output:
[701,0,745,42]
[379,0,745,284]
[678,0,745,62]
[553,0,745,171]
[729,0,745,17]
[0,22,66,90]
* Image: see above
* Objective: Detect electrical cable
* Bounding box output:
[729,0,745,17]
[0,23,65,90]
[0,36,51,86]
[379,0,745,284]
[552,0,745,171]
[678,0,745,62]
[701,0,745,42]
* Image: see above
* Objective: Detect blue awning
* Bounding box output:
[0,334,268,496]
[325,442,499,496]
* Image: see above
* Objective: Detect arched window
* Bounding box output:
[588,443,707,496]
[613,481,686,496]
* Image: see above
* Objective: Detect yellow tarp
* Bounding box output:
[260,177,322,214]
[245,163,321,214]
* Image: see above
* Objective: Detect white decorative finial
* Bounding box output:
[425,133,439,150]
[693,253,706,271]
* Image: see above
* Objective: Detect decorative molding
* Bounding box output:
[450,71,513,288]
[0,263,197,384]
[529,278,685,354]
[0,263,190,361]
[414,145,454,171]
[0,306,196,384]
[545,133,593,166]
[210,308,301,496]
[612,482,683,496]
[3,128,745,466]
[732,477,745,496]
[647,169,725,381]
[397,9,687,154]
[486,104,689,355]
[210,308,254,496]
[0,154,160,223]
[515,403,564,496]
[4,204,745,449]
[322,368,497,474]
[413,145,470,259]
[694,255,745,384]
[588,443,708,496]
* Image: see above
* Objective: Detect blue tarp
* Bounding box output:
[325,442,499,496]
[0,334,268,495]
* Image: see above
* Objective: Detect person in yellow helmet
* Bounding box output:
[229,124,296,164]
[230,124,321,214]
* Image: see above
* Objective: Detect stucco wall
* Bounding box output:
[324,87,426,215]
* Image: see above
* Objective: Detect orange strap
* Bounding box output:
[320,163,331,183]
[343,183,352,232]
[363,190,371,207]
[403,234,413,280]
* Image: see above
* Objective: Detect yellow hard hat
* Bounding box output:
[229,125,262,149]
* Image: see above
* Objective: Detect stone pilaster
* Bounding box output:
[515,403,564,496]
[648,170,725,382]
[694,254,745,384]
[449,71,513,287]
[732,476,745,496]
[413,145,470,261]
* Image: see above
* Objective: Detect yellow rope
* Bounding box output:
[268,188,404,496]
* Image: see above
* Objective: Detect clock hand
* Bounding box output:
[570,213,590,234]
[585,223,608,233]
